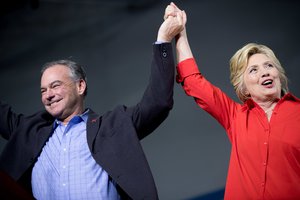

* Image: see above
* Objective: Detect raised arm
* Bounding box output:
[167,3,237,131]
[129,4,186,139]
[163,2,193,62]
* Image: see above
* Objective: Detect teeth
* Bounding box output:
[262,80,272,85]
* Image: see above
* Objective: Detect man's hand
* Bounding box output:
[157,2,186,43]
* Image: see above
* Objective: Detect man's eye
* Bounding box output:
[52,84,60,88]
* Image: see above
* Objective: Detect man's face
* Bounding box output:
[40,65,84,123]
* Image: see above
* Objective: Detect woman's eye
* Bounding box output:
[249,68,257,73]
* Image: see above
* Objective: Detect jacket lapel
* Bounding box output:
[86,109,101,154]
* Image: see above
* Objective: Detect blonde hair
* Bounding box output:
[229,43,288,102]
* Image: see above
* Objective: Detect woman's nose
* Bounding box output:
[261,67,270,77]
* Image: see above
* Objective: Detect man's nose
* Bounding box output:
[46,89,55,99]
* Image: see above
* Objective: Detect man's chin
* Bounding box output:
[46,109,62,119]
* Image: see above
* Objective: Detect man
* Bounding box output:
[0,6,186,200]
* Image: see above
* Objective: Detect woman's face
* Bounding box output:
[243,53,281,103]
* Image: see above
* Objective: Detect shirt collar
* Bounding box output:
[53,109,89,128]
[242,92,299,111]
[281,92,300,102]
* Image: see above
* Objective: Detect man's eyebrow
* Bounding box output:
[41,80,63,89]
[49,80,63,86]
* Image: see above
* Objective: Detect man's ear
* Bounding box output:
[77,79,87,96]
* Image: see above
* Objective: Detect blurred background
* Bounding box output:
[1,0,299,199]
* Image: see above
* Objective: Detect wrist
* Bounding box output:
[157,34,171,43]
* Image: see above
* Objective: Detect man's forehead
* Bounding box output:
[41,65,71,84]
[42,65,70,77]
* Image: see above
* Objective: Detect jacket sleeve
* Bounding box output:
[127,43,175,140]
[0,101,23,140]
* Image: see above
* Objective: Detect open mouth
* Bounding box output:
[261,79,273,86]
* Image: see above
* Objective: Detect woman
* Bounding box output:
[167,3,300,200]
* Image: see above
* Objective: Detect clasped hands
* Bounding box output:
[157,2,187,43]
